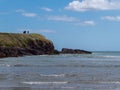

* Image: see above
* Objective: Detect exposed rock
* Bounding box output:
[53,49,60,54]
[0,42,58,58]
[61,48,92,54]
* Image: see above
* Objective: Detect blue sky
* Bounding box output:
[1,0,120,51]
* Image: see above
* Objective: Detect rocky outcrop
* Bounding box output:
[0,33,92,58]
[27,39,55,55]
[0,33,58,58]
[0,44,58,58]
[61,48,92,54]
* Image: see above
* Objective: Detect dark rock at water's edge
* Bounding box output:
[61,48,92,54]
[0,46,58,58]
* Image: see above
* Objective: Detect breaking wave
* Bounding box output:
[22,81,68,85]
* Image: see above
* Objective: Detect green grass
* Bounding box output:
[0,33,52,47]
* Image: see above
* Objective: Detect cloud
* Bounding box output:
[75,20,96,26]
[47,15,95,26]
[47,15,79,22]
[83,20,95,26]
[16,9,25,12]
[17,28,55,33]
[65,0,120,12]
[16,9,37,17]
[21,13,37,17]
[39,30,55,33]
[41,7,53,12]
[102,16,120,21]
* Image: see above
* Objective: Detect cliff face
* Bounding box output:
[0,33,56,58]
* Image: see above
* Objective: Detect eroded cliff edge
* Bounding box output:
[0,33,58,58]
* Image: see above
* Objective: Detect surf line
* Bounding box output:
[22,81,68,85]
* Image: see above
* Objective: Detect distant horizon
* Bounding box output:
[1,0,120,51]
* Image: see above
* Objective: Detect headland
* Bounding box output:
[0,33,91,58]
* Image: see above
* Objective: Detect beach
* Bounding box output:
[0,52,120,90]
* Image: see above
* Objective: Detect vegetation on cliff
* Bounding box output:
[0,33,51,47]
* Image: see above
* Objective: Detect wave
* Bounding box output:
[40,74,65,77]
[0,64,11,67]
[88,55,120,59]
[61,86,75,89]
[100,81,120,84]
[1,64,40,67]
[22,81,68,85]
[2,63,120,68]
[103,56,120,58]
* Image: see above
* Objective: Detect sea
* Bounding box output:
[0,52,120,90]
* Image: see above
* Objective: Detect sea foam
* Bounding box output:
[100,81,120,84]
[22,81,68,85]
[40,74,65,77]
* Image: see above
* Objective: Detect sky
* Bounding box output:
[1,0,120,51]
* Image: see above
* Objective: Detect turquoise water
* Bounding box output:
[0,52,120,90]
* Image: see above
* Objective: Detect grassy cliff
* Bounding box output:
[0,33,52,48]
[0,33,57,57]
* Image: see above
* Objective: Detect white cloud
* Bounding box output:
[47,15,79,22]
[17,28,55,33]
[83,21,95,25]
[17,28,30,32]
[102,16,120,21]
[21,13,37,17]
[65,0,120,12]
[75,20,96,26]
[16,9,37,17]
[47,15,95,26]
[41,7,53,12]
[16,9,25,13]
[39,30,55,33]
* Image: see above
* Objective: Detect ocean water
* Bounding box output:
[0,52,120,90]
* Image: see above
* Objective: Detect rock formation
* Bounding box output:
[0,33,92,58]
[61,48,92,54]
[0,33,58,58]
